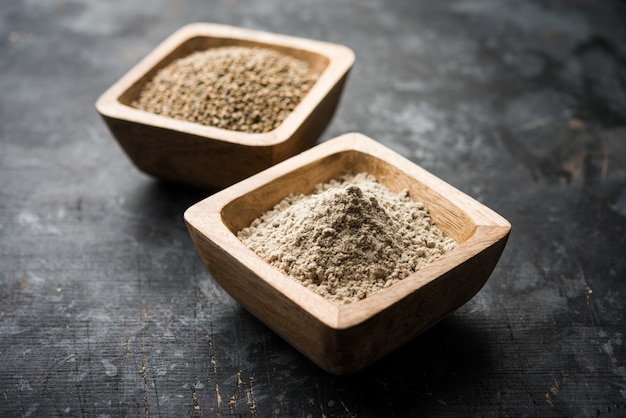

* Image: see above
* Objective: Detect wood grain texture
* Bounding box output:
[185,133,510,374]
[96,23,355,189]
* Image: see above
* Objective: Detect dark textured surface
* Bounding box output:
[2,0,626,416]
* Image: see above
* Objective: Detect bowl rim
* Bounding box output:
[184,132,511,330]
[95,22,355,146]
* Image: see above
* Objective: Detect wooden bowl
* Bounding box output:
[184,133,511,374]
[95,23,355,189]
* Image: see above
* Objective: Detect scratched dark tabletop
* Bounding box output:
[2,0,626,417]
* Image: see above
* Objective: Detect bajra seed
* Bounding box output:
[132,46,319,133]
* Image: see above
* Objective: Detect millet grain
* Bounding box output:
[132,46,319,133]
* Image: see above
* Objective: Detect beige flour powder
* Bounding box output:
[238,173,458,304]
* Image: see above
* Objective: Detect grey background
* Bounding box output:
[1,0,625,416]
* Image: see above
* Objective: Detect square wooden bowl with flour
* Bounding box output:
[184,132,511,374]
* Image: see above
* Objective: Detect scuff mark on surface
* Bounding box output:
[247,376,258,417]
[545,378,561,406]
[140,339,148,418]
[192,386,201,412]
[101,359,117,377]
[215,383,222,411]
[561,151,586,182]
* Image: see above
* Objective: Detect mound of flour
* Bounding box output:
[238,173,457,304]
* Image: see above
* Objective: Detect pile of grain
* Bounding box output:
[132,46,318,133]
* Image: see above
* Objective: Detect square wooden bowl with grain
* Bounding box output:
[95,23,355,189]
[184,132,511,375]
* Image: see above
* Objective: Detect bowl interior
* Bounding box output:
[117,35,331,108]
[221,149,477,245]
